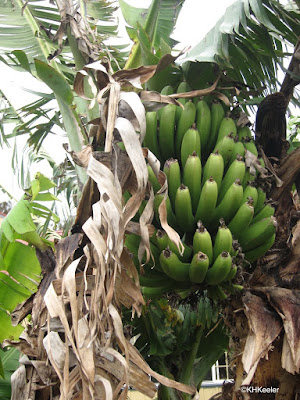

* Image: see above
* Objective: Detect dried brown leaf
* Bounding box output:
[140,91,183,111]
[210,91,231,106]
[169,76,220,99]
[143,148,161,176]
[127,340,196,395]
[115,265,145,313]
[157,172,184,255]
[113,51,185,89]
[264,287,300,373]
[11,364,27,400]
[119,92,146,142]
[241,290,282,385]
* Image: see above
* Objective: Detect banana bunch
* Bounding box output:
[135,84,278,301]
[155,220,242,289]
[178,295,219,332]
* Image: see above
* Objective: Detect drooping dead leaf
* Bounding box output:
[113,51,186,89]
[7,65,196,400]
[157,170,184,255]
[241,290,282,385]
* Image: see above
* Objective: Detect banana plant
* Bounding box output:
[0,173,59,342]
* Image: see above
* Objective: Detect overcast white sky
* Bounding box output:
[0,0,235,202]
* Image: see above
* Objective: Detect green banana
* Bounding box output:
[221,282,244,294]
[207,285,227,301]
[175,81,192,121]
[254,187,267,214]
[252,202,275,223]
[204,297,213,329]
[212,179,244,227]
[144,111,161,159]
[244,233,276,263]
[183,152,202,213]
[241,183,258,208]
[161,85,174,95]
[211,302,220,323]
[238,216,277,252]
[182,306,192,332]
[207,100,225,154]
[243,137,258,157]
[163,160,170,180]
[202,151,224,191]
[216,117,237,144]
[205,251,232,285]
[142,283,174,299]
[196,99,211,158]
[244,171,257,188]
[230,239,241,257]
[164,234,193,262]
[218,155,246,202]
[180,127,201,168]
[189,251,210,283]
[228,198,254,238]
[213,134,235,166]
[175,101,197,158]
[159,248,190,282]
[139,272,172,288]
[196,297,206,327]
[158,85,174,119]
[224,264,238,281]
[125,232,141,255]
[190,308,198,328]
[166,158,181,207]
[193,222,213,264]
[237,125,252,141]
[175,184,195,232]
[147,164,161,194]
[213,221,233,262]
[159,104,177,161]
[195,178,218,227]
[153,229,168,251]
[229,136,245,164]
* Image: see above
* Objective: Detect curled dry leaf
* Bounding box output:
[157,170,184,255]
[210,91,231,106]
[143,147,161,176]
[140,90,183,112]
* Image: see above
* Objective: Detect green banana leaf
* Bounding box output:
[0,347,20,400]
[179,0,300,99]
[193,322,229,388]
[0,235,41,342]
[120,0,184,70]
[0,173,62,342]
